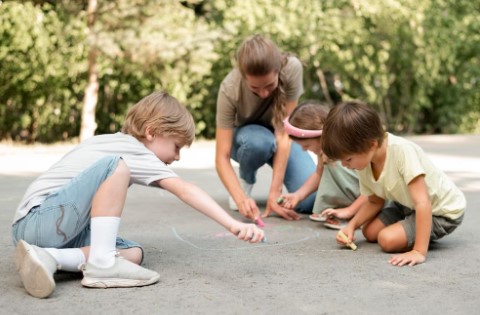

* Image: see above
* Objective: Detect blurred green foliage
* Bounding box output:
[0,0,479,142]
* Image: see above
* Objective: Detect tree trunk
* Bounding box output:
[80,0,98,142]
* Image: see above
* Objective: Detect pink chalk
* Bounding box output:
[255,217,265,227]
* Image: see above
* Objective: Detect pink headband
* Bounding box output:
[283,117,323,138]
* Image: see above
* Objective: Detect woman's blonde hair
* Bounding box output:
[121,91,195,146]
[237,34,288,128]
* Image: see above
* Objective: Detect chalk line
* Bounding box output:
[171,226,345,252]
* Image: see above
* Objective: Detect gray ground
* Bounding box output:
[1,135,479,315]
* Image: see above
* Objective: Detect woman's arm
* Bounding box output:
[263,99,301,220]
[215,127,259,221]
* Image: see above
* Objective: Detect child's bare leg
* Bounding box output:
[87,159,129,268]
[80,246,143,265]
[81,159,159,288]
[91,159,130,217]
[377,222,409,253]
[362,217,385,242]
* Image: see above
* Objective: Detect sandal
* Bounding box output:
[323,217,348,230]
[309,213,327,222]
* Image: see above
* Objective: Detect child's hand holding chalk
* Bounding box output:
[338,230,357,251]
[232,222,266,244]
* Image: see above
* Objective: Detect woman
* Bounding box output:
[215,34,316,222]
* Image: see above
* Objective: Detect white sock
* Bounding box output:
[45,248,85,272]
[88,216,121,268]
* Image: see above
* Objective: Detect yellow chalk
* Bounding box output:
[338,230,357,251]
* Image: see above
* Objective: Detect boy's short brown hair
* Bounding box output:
[322,101,385,160]
[121,91,195,146]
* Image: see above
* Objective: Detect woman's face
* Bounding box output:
[245,71,278,99]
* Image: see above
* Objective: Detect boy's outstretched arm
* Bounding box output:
[388,175,430,266]
[157,177,265,243]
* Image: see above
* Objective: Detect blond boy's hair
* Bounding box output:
[121,91,195,146]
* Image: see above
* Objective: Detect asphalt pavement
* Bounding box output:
[0,134,479,315]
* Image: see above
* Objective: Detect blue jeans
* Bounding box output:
[231,124,316,213]
[12,156,141,250]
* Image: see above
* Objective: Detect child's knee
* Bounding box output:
[362,225,378,243]
[377,230,405,253]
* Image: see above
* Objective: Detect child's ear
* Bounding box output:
[144,126,155,141]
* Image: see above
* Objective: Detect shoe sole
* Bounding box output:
[15,240,55,298]
[309,214,327,222]
[323,222,344,230]
[81,273,160,288]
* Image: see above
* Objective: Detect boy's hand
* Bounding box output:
[388,250,426,266]
[336,227,355,246]
[230,222,265,243]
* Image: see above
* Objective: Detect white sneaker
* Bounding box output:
[229,178,254,211]
[81,255,160,288]
[15,240,57,298]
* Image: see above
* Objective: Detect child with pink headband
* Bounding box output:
[280,100,366,229]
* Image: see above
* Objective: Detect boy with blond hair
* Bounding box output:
[13,91,264,298]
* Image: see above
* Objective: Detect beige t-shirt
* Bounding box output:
[358,133,466,220]
[216,56,304,129]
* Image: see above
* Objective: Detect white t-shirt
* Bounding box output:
[13,132,178,223]
[358,133,466,220]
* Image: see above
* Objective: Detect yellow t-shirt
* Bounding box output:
[216,56,304,129]
[358,133,466,220]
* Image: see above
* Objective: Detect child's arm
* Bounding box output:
[337,194,384,246]
[158,177,265,243]
[388,175,431,266]
[278,163,323,210]
[321,195,367,219]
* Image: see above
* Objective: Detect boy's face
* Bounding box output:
[144,134,184,165]
[340,147,376,171]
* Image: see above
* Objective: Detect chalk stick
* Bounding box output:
[255,217,265,227]
[338,230,357,251]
